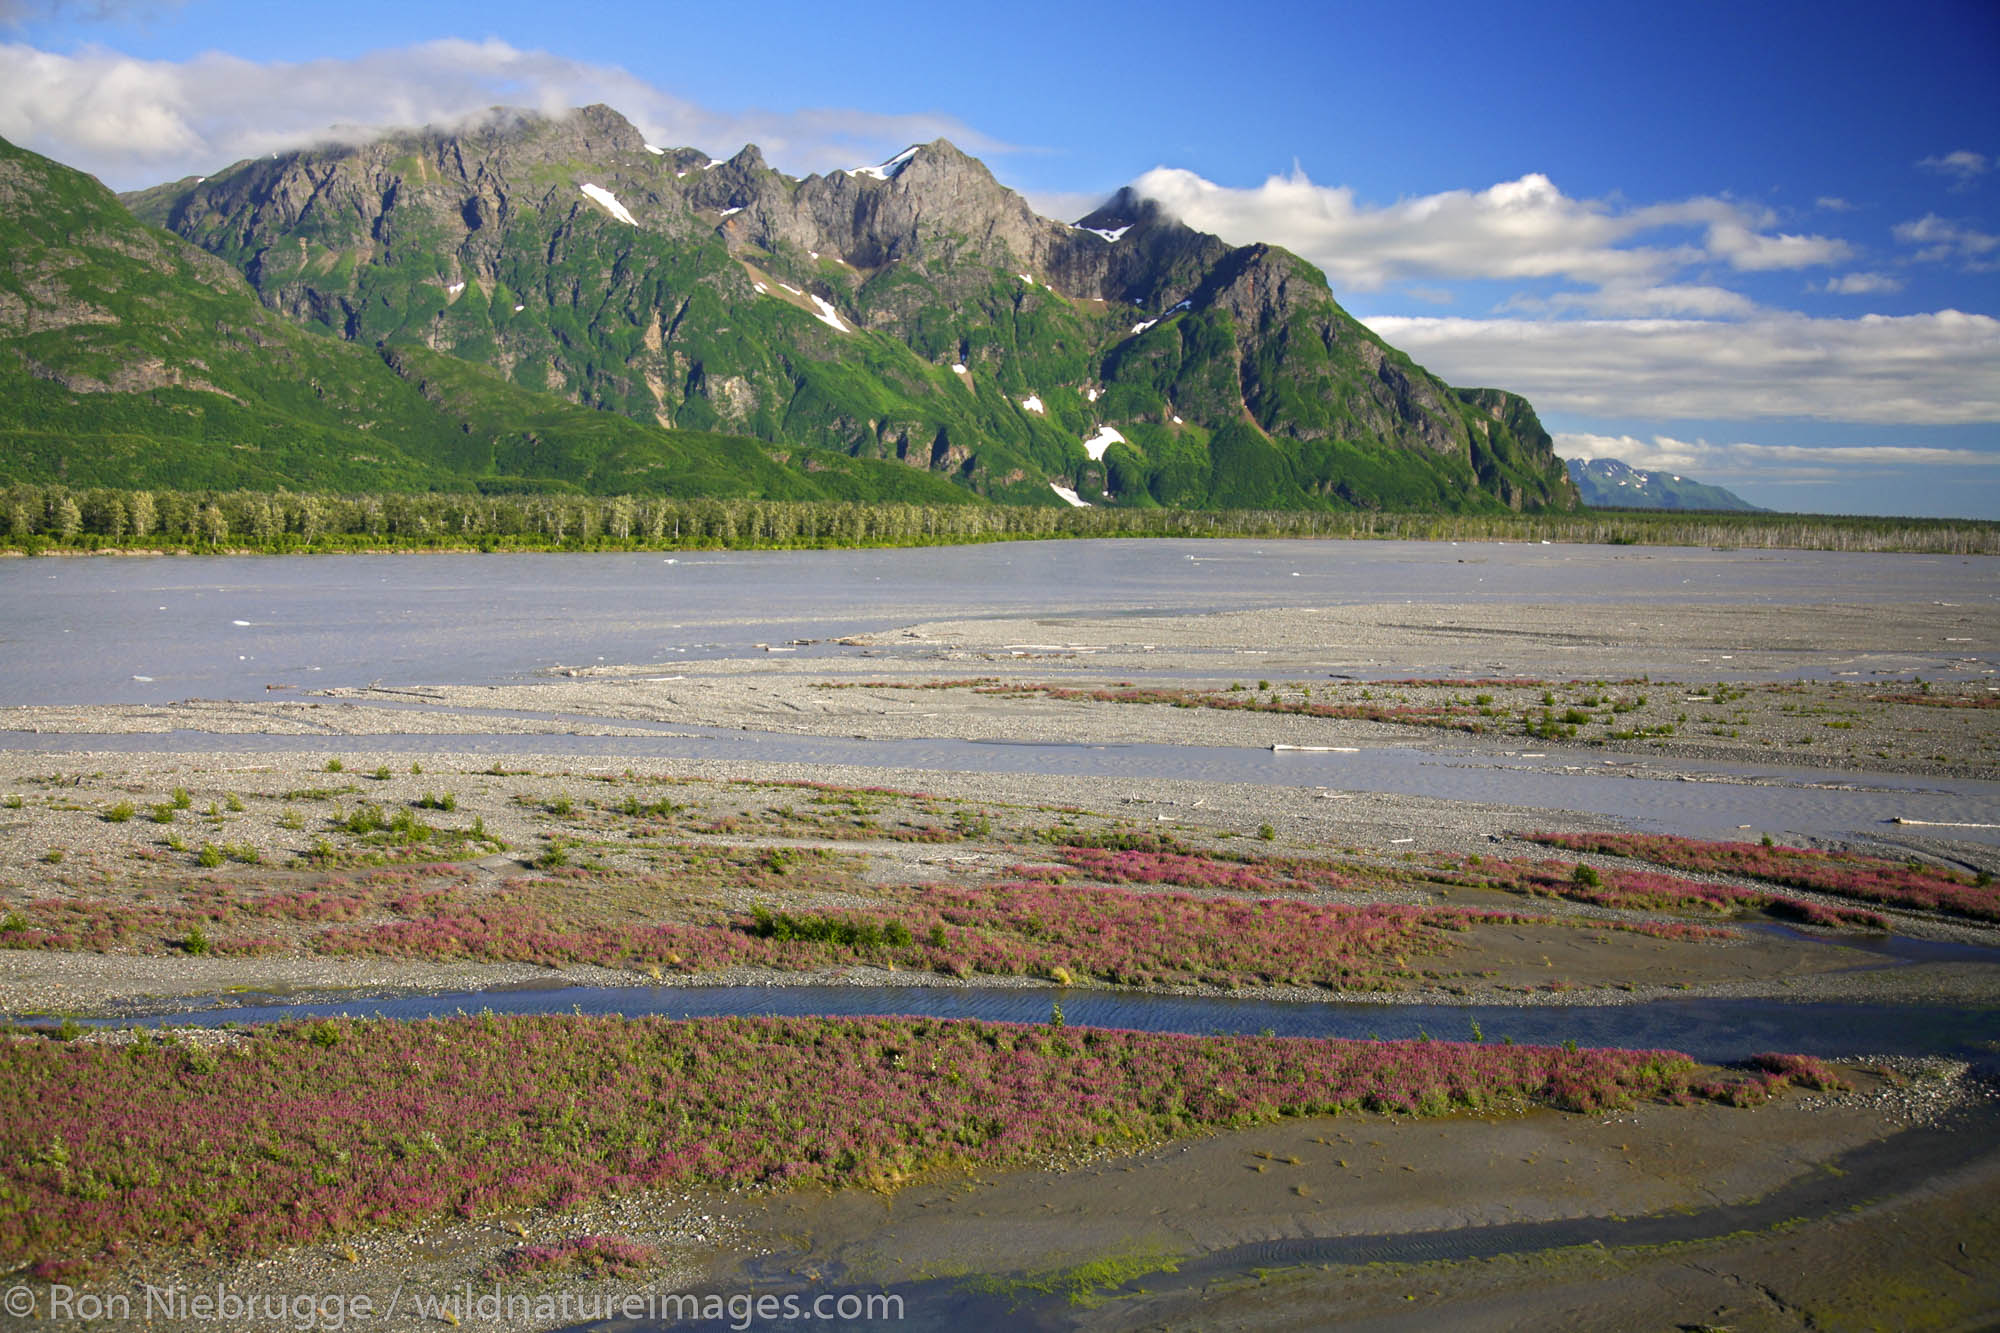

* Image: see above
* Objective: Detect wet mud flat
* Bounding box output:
[682,1071,1998,1332]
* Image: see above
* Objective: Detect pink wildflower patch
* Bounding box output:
[0,1014,1726,1277]
[1526,831,1995,922]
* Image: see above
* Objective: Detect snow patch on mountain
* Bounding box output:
[1082,425,1125,460]
[579,183,636,225]
[849,146,919,181]
[808,294,851,333]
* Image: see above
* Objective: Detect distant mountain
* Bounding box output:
[117,105,1576,512]
[1565,457,1764,511]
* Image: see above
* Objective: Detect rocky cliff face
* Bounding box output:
[0,133,971,503]
[124,104,1577,512]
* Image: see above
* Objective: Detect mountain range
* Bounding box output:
[4,104,1579,513]
[1564,457,1763,511]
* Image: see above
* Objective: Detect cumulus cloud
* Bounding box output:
[1555,431,2000,481]
[1129,164,1849,292]
[1524,282,1758,318]
[0,38,1014,187]
[1815,272,1903,295]
[1893,213,2000,268]
[1917,149,1991,190]
[1364,310,2000,426]
[1699,219,1853,271]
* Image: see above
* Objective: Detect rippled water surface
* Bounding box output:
[71,982,2000,1071]
[5,540,1994,705]
[6,540,1995,842]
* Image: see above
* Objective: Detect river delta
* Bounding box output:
[1,539,1996,1331]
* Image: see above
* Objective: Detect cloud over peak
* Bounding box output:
[0,38,1013,187]
[1130,163,1851,295]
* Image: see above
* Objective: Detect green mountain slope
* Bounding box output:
[126,106,1578,513]
[0,135,973,504]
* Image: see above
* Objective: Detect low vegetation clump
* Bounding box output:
[306,871,1717,989]
[1030,845,1356,895]
[1428,856,1890,930]
[0,865,476,953]
[1,1013,1794,1278]
[1525,831,1998,922]
[1683,1052,1854,1107]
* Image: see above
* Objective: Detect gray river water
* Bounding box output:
[4,539,1998,844]
[4,540,1995,705]
[84,976,1999,1072]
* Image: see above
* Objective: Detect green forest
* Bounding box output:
[4,484,1993,555]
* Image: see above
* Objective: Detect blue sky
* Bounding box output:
[3,0,1996,516]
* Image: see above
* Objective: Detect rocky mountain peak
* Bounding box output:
[1074,185,1166,234]
[100,103,1578,513]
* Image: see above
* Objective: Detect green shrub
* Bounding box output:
[747,906,914,949]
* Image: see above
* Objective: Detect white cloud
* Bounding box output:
[1699,219,1852,271]
[1524,282,1757,318]
[1917,149,1991,190]
[1893,213,2000,268]
[1555,432,2000,481]
[1365,310,2000,426]
[1129,164,1849,292]
[1815,196,1856,213]
[1815,271,1904,295]
[0,38,1016,187]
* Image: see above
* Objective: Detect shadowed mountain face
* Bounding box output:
[1565,457,1764,512]
[30,103,1577,511]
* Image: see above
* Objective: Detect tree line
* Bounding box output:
[3,484,1995,555]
